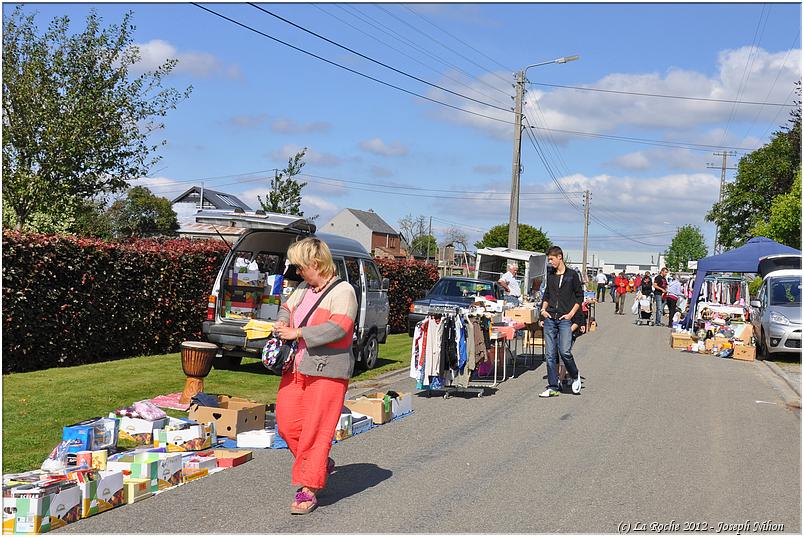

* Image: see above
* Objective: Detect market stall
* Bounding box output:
[682,237,801,329]
[474,247,547,299]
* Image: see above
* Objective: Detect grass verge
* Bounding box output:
[2,333,412,473]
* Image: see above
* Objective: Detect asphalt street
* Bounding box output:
[60,301,801,533]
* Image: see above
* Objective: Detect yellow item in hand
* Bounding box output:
[243,319,275,340]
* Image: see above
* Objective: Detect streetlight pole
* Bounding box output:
[507,55,579,250]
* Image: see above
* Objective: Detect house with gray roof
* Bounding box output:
[322,208,406,258]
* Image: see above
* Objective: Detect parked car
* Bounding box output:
[407,276,504,336]
[750,254,802,358]
[198,210,390,371]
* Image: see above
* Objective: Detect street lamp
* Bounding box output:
[507,55,579,251]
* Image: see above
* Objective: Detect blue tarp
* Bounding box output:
[682,237,801,328]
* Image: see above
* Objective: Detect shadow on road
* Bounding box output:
[319,463,393,506]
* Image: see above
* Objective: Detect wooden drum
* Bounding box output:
[179,341,218,404]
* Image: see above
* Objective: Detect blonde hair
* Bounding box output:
[287,237,336,279]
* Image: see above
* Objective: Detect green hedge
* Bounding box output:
[375,258,439,333]
[2,231,229,373]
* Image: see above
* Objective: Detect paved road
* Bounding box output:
[61,303,800,533]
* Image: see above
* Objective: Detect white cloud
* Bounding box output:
[270,144,341,167]
[128,176,187,195]
[428,45,801,141]
[606,148,708,171]
[359,138,409,157]
[131,39,242,79]
[607,152,651,171]
[226,114,268,129]
[270,118,332,135]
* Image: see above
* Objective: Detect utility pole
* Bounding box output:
[507,70,526,250]
[706,151,738,254]
[198,182,204,211]
[581,190,591,281]
[426,216,433,264]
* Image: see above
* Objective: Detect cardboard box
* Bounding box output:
[62,418,118,454]
[188,396,266,440]
[154,423,216,452]
[181,468,209,484]
[504,307,536,323]
[344,394,392,425]
[182,455,218,471]
[106,452,182,491]
[236,429,275,449]
[78,471,124,519]
[335,413,353,441]
[351,415,373,436]
[3,483,81,534]
[390,392,413,418]
[212,449,253,468]
[114,416,168,447]
[670,332,694,349]
[123,478,154,504]
[732,344,756,362]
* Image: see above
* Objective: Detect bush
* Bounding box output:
[375,259,439,333]
[2,231,230,373]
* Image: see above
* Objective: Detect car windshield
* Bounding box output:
[770,277,802,306]
[431,279,495,297]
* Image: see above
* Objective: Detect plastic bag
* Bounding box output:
[41,440,73,472]
[132,400,167,421]
[631,299,639,315]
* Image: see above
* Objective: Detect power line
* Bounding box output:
[400,4,513,74]
[248,3,511,114]
[526,81,795,107]
[192,4,514,127]
[310,4,511,109]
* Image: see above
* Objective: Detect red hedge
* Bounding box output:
[2,231,230,373]
[375,258,439,333]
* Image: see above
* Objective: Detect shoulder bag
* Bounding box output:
[262,278,343,375]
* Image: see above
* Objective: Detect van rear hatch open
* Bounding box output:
[195,209,316,234]
[759,254,802,278]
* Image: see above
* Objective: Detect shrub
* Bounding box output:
[2,231,230,373]
[375,259,439,333]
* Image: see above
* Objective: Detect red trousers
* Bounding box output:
[276,370,348,489]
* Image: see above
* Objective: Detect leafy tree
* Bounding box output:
[106,186,178,237]
[751,168,802,249]
[2,7,190,231]
[258,149,312,217]
[706,82,801,249]
[474,223,551,253]
[664,225,708,272]
[442,226,468,251]
[411,234,438,257]
[398,213,428,245]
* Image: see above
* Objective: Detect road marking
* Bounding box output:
[755,400,777,405]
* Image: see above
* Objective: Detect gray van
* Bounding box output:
[198,210,390,371]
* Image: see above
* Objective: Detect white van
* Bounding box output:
[198,210,390,371]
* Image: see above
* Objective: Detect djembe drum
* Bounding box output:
[179,341,218,404]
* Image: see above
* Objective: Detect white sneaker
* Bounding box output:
[571,375,582,394]
[539,388,559,398]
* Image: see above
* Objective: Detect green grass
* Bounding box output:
[2,333,412,473]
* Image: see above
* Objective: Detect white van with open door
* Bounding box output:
[198,209,390,372]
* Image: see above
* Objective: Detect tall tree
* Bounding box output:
[664,225,708,272]
[397,213,428,245]
[751,168,802,249]
[474,223,551,253]
[442,226,468,251]
[411,234,438,257]
[106,186,179,237]
[258,149,311,217]
[2,7,190,230]
[706,81,801,249]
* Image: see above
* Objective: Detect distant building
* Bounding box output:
[171,186,253,241]
[322,208,406,258]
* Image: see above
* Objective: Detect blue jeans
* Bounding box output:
[544,318,579,391]
[654,294,664,324]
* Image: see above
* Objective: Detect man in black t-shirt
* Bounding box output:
[653,267,668,326]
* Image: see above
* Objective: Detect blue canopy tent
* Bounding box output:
[682,237,801,328]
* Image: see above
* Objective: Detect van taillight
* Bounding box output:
[409,303,415,313]
[207,295,217,321]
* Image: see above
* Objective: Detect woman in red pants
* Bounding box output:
[272,238,358,515]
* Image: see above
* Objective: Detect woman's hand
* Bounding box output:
[273,324,301,341]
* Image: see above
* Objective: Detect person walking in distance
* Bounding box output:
[615,271,628,314]
[539,246,583,398]
[595,270,607,302]
[653,267,669,326]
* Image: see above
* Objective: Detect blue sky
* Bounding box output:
[9,2,802,261]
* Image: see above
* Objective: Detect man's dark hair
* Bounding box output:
[546,245,563,258]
